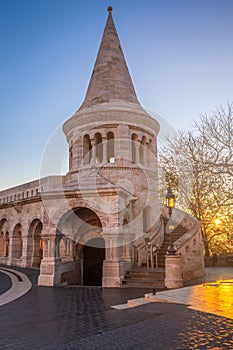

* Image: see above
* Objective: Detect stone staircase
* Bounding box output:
[157,224,188,268]
[122,221,188,288]
[122,267,165,289]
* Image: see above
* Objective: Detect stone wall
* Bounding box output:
[205,254,233,267]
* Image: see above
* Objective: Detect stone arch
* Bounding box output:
[12,223,23,260]
[57,206,102,243]
[107,131,115,162]
[28,219,43,267]
[0,218,9,233]
[94,132,103,163]
[57,207,104,286]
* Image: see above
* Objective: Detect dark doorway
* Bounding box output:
[83,238,105,286]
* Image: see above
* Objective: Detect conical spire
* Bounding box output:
[78,7,140,111]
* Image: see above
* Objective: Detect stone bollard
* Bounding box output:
[165,254,183,289]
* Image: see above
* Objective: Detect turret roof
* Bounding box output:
[78,7,140,111]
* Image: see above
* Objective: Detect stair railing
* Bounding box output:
[132,215,164,268]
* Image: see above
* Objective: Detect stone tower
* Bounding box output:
[0,7,205,288]
[60,7,160,286]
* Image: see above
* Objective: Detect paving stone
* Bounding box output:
[0,272,12,295]
[0,267,233,349]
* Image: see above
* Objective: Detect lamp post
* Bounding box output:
[166,186,176,255]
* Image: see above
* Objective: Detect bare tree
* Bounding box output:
[159,103,233,256]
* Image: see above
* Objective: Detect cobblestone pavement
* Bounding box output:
[0,267,233,349]
[0,271,12,295]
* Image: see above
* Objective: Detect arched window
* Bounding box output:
[0,232,4,256]
[5,232,9,257]
[69,140,73,168]
[140,136,147,165]
[95,133,103,163]
[131,134,138,163]
[28,220,43,267]
[107,132,114,162]
[12,224,23,259]
[83,135,92,165]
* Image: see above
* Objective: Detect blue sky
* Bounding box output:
[0,0,233,190]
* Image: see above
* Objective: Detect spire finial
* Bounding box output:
[108,6,113,12]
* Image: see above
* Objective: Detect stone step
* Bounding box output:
[125,268,165,275]
[124,275,165,281]
[122,279,165,288]
[123,267,166,288]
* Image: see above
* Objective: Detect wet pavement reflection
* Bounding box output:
[155,278,233,320]
[189,279,233,319]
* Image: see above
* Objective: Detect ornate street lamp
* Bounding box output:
[166,186,176,255]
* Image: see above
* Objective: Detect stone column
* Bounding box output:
[102,137,107,163]
[135,142,140,165]
[116,124,130,161]
[102,229,123,288]
[38,222,61,286]
[91,139,96,164]
[3,234,9,257]
[165,254,183,289]
[142,144,148,166]
[69,240,74,257]
[21,233,30,267]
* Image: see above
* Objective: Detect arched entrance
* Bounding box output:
[57,207,105,286]
[12,224,23,264]
[28,219,43,268]
[83,238,105,286]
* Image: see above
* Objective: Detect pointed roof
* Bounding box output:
[78,7,140,111]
